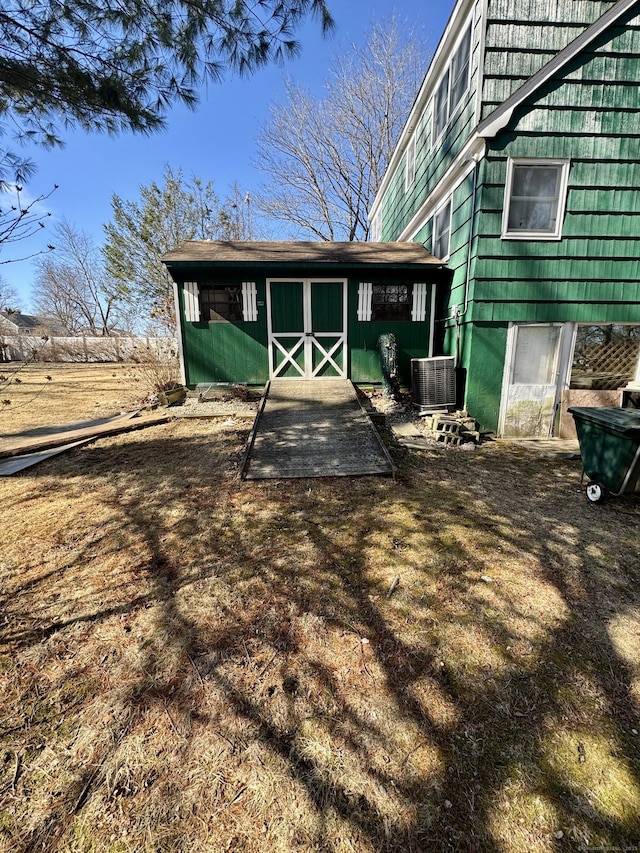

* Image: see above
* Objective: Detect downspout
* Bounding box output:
[451,153,480,367]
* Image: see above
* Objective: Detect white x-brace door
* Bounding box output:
[266,279,347,379]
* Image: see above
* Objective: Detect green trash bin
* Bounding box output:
[568,407,640,503]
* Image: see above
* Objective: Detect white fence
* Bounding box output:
[0,335,178,363]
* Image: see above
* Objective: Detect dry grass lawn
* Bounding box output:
[1,363,639,852]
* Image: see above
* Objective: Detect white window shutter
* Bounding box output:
[242,281,258,322]
[357,282,373,321]
[411,282,427,322]
[184,281,200,322]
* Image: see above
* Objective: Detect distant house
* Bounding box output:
[162,241,450,388]
[369,0,640,437]
[0,311,67,338]
[0,312,42,336]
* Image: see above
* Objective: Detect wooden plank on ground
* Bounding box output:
[0,411,172,459]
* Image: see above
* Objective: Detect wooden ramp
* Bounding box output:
[241,379,395,480]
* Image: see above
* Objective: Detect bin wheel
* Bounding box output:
[585,481,608,504]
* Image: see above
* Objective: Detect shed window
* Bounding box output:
[503,159,569,239]
[200,284,243,322]
[371,284,412,322]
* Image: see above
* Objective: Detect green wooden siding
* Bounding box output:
[459,322,508,433]
[183,320,269,385]
[270,281,303,333]
[179,280,269,386]
[312,281,343,333]
[471,5,640,324]
[347,281,432,385]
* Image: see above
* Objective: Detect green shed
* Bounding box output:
[162,241,450,389]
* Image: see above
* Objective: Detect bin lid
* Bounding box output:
[568,406,640,435]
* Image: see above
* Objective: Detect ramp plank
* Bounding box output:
[242,380,394,480]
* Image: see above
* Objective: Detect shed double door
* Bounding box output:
[266,279,347,379]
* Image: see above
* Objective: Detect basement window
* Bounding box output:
[371,284,412,322]
[503,159,570,240]
[199,284,243,322]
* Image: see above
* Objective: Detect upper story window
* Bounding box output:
[405,134,416,191]
[502,159,570,240]
[417,109,430,147]
[432,22,472,144]
[433,199,452,260]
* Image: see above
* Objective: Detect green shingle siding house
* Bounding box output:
[370,0,640,437]
[162,241,449,389]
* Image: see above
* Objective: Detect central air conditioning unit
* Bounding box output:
[411,356,456,413]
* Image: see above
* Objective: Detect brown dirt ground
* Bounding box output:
[0,363,639,853]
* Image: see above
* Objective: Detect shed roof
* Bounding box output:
[162,240,445,268]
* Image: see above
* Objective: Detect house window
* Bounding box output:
[405,134,416,191]
[371,284,412,322]
[433,70,450,141]
[200,284,243,322]
[417,109,430,146]
[432,21,472,143]
[433,199,452,260]
[503,159,570,239]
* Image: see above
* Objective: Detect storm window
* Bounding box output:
[503,159,570,239]
[432,199,452,260]
[432,22,472,143]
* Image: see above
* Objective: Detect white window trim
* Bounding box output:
[502,158,570,241]
[432,198,452,261]
[370,211,381,243]
[431,19,472,147]
[405,133,416,192]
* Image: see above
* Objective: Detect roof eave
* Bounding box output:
[477,0,638,139]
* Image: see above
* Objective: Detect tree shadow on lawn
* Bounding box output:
[1,430,639,852]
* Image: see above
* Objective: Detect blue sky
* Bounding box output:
[3,0,456,310]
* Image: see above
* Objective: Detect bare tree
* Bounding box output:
[0,184,56,264]
[217,182,254,240]
[0,273,18,310]
[33,221,127,335]
[255,17,430,241]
